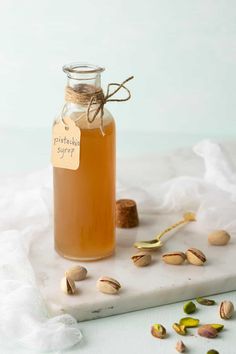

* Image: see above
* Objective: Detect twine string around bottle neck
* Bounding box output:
[63,76,134,135]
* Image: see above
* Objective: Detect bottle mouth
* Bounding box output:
[63,62,105,78]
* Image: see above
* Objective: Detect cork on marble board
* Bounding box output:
[116,199,139,228]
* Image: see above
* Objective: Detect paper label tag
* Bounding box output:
[51,117,81,170]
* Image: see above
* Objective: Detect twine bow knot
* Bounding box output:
[86,75,134,124]
[64,76,134,134]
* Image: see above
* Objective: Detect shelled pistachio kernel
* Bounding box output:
[60,276,76,295]
[196,297,216,306]
[183,301,196,314]
[198,325,218,338]
[186,248,206,266]
[207,350,219,354]
[207,324,224,332]
[96,276,121,295]
[151,324,167,339]
[162,251,186,265]
[208,230,230,246]
[176,340,186,353]
[219,300,234,319]
[179,317,199,328]
[172,323,187,336]
[65,265,87,281]
[131,251,152,267]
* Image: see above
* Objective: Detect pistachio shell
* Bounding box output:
[196,297,216,306]
[186,248,206,266]
[208,230,230,246]
[198,325,218,338]
[65,265,87,281]
[176,340,186,353]
[179,317,199,328]
[172,323,187,336]
[97,276,121,295]
[151,324,167,339]
[183,301,197,314]
[131,251,152,267]
[162,251,186,265]
[60,276,77,295]
[219,300,234,319]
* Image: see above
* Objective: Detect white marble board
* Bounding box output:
[30,143,236,321]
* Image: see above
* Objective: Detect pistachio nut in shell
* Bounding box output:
[131,251,152,267]
[162,251,186,265]
[208,230,230,246]
[186,248,206,266]
[151,324,166,339]
[65,265,87,281]
[198,325,218,338]
[60,276,76,295]
[183,301,196,314]
[219,300,234,319]
[97,276,121,294]
[176,340,186,353]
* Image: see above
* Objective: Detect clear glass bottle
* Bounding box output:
[53,63,116,261]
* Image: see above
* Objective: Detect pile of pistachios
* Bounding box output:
[151,297,234,353]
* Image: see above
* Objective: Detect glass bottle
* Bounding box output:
[53,63,116,261]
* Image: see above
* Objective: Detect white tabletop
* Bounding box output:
[1,127,236,354]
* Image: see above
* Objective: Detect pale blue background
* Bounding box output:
[0,0,235,137]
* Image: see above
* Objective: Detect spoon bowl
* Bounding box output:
[134,239,164,250]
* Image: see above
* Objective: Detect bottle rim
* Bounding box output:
[63,62,105,77]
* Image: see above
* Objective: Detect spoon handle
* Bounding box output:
[156,219,189,241]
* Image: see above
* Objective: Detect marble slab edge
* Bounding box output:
[49,274,236,322]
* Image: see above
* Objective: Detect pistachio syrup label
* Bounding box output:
[51,117,81,170]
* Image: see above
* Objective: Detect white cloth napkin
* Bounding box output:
[117,140,236,235]
[0,169,82,352]
[0,140,235,352]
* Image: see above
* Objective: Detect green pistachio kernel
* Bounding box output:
[209,324,224,332]
[196,297,216,306]
[179,317,199,328]
[183,301,196,314]
[172,323,187,336]
[207,350,219,354]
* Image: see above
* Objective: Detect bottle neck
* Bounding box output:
[64,74,103,115]
[66,74,102,108]
[67,72,101,90]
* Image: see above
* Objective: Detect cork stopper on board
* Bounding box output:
[116,199,139,228]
